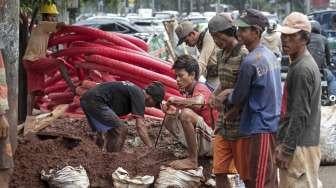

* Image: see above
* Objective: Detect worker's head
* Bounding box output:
[175,21,199,47]
[172,55,199,90]
[40,2,59,22]
[266,20,277,33]
[236,9,268,47]
[310,20,321,34]
[279,12,311,59]
[144,81,165,109]
[209,14,236,49]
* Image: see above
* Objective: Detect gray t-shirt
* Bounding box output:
[277,49,321,155]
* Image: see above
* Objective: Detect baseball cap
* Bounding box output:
[208,14,234,33]
[145,81,165,109]
[175,21,194,46]
[279,12,311,34]
[235,9,268,31]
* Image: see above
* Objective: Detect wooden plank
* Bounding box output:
[23,104,69,135]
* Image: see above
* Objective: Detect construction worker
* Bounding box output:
[308,20,336,97]
[261,20,282,58]
[40,2,59,22]
[80,81,165,152]
[308,20,330,70]
[208,14,249,188]
[221,9,281,187]
[277,12,321,188]
[175,21,219,91]
[162,55,218,170]
[23,2,71,115]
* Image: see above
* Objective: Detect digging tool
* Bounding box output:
[59,63,76,95]
[154,114,167,148]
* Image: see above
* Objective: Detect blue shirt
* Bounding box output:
[228,44,281,135]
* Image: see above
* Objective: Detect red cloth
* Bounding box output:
[186,82,219,128]
[281,82,288,120]
[23,58,61,92]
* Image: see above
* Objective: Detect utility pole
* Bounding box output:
[178,0,182,14]
[67,0,80,24]
[190,0,193,13]
[305,0,311,14]
[0,0,19,152]
[152,0,155,11]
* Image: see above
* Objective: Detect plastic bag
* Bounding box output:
[227,174,245,188]
[155,166,204,188]
[320,105,336,164]
[41,165,90,188]
[112,167,154,188]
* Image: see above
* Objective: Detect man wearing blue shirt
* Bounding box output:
[221,9,281,187]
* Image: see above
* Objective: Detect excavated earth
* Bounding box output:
[10,117,212,188]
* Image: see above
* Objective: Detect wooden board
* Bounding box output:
[23,104,69,135]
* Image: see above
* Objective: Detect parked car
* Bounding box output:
[131,18,165,34]
[183,16,208,31]
[203,11,217,21]
[153,11,179,20]
[74,17,151,41]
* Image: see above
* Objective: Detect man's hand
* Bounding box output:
[135,118,153,147]
[162,103,177,115]
[212,89,233,110]
[275,145,292,169]
[167,97,184,107]
[209,94,216,108]
[0,115,9,139]
[216,89,233,103]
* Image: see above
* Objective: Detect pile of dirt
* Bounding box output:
[10,117,211,187]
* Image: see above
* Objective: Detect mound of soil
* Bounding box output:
[10,117,211,187]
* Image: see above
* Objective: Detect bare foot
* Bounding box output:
[169,158,198,170]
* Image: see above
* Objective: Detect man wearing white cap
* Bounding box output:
[277,12,321,188]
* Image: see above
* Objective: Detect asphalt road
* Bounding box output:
[320,165,336,188]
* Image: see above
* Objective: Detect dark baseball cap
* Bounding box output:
[208,14,234,33]
[235,9,268,31]
[175,21,194,46]
[145,81,165,109]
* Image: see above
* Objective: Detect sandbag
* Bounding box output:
[41,165,90,188]
[320,105,336,164]
[154,166,204,188]
[112,167,154,188]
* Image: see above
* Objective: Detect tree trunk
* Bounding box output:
[0,0,19,152]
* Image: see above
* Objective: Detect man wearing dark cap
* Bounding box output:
[208,14,249,188]
[175,21,219,91]
[80,81,165,152]
[220,9,281,187]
